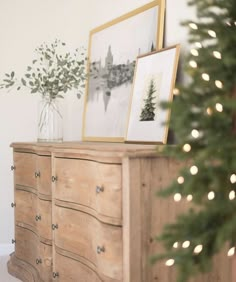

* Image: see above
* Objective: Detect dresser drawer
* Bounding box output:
[37,155,51,197]
[15,189,37,229]
[14,152,36,188]
[54,158,122,222]
[36,242,52,282]
[37,198,52,240]
[54,206,123,281]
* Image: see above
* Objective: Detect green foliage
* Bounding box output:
[140,78,157,121]
[0,39,87,100]
[154,0,236,281]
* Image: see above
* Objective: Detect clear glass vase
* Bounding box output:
[37,94,63,142]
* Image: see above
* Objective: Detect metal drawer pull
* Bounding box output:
[52,224,58,230]
[97,246,105,254]
[35,215,41,221]
[11,203,16,208]
[36,258,42,264]
[51,176,58,182]
[11,165,15,171]
[35,171,40,178]
[96,186,104,194]
[12,239,16,244]
[53,272,59,278]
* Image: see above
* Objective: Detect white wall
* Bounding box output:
[0,0,194,254]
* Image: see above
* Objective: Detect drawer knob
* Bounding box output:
[35,215,42,221]
[96,186,104,194]
[53,272,59,278]
[36,258,42,264]
[12,239,16,244]
[35,171,41,178]
[11,202,16,208]
[97,246,105,254]
[11,165,15,171]
[51,176,58,182]
[52,224,58,230]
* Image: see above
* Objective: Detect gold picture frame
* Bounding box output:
[82,0,165,142]
[125,45,180,144]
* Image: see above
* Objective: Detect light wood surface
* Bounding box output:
[8,142,233,282]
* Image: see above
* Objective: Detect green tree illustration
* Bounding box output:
[140,78,156,121]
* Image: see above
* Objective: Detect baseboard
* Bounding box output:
[0,244,14,256]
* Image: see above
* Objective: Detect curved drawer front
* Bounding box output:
[54,251,102,282]
[15,189,37,229]
[37,198,52,240]
[37,155,51,197]
[37,242,52,282]
[54,206,122,280]
[15,226,38,269]
[14,152,36,188]
[54,158,122,222]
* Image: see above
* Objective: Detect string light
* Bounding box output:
[194,245,203,254]
[173,242,179,248]
[187,194,193,202]
[229,191,235,200]
[191,129,200,138]
[215,103,223,112]
[202,73,210,81]
[195,42,202,48]
[174,193,182,202]
[230,174,236,184]
[189,23,198,30]
[182,241,190,248]
[208,191,215,200]
[190,165,198,175]
[189,60,197,68]
[215,80,223,89]
[177,176,185,184]
[173,88,180,95]
[227,247,235,257]
[208,30,216,38]
[191,49,199,56]
[183,144,191,152]
[206,107,213,115]
[213,51,222,59]
[165,259,175,266]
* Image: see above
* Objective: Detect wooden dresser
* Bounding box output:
[8,142,233,282]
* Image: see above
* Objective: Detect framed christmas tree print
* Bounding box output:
[82,0,165,142]
[126,45,180,144]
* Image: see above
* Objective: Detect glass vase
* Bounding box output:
[37,94,63,142]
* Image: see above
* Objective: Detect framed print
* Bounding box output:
[126,45,180,144]
[82,0,165,142]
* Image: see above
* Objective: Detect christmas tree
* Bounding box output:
[140,78,156,121]
[152,0,236,281]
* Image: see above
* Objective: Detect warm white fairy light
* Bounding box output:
[229,190,235,200]
[208,30,216,38]
[215,80,223,89]
[177,176,185,184]
[183,144,191,152]
[228,247,235,257]
[189,60,198,68]
[206,107,213,115]
[194,245,203,254]
[202,73,210,81]
[182,241,190,248]
[187,194,193,202]
[174,193,182,202]
[195,42,202,48]
[230,174,236,184]
[215,103,223,112]
[173,242,179,248]
[190,165,198,175]
[208,191,215,200]
[189,22,198,30]
[191,129,200,138]
[165,259,175,266]
[191,49,199,56]
[173,88,180,95]
[213,51,222,59]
